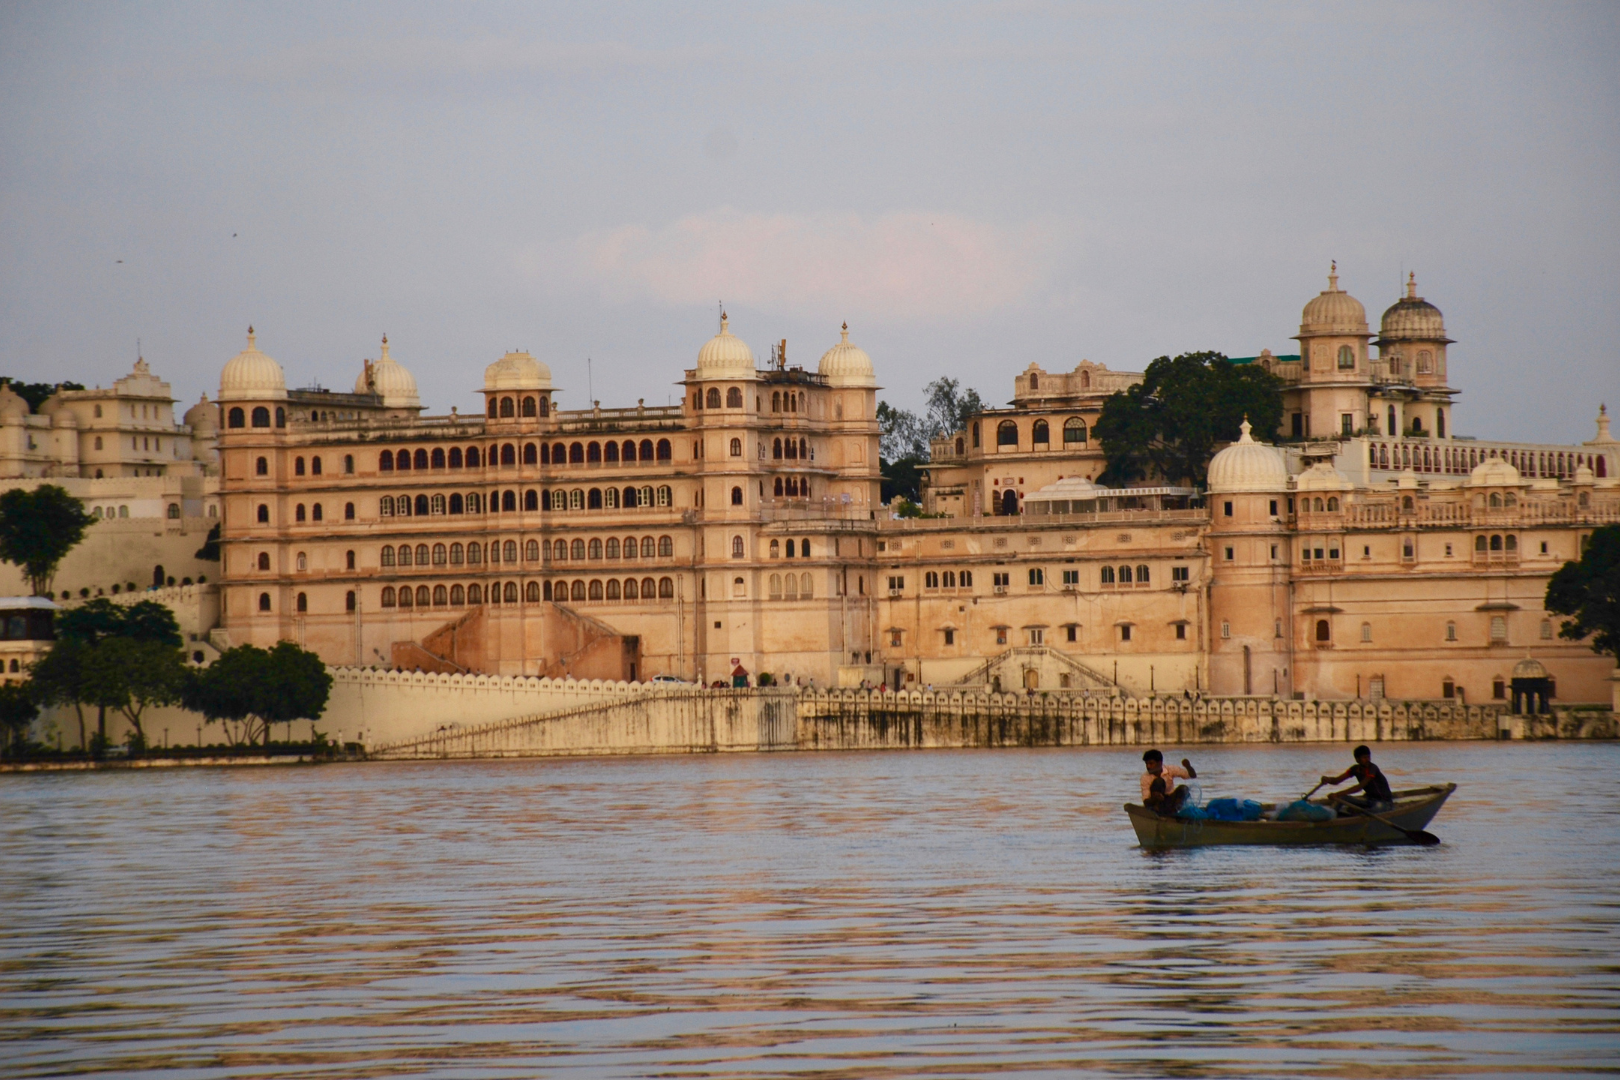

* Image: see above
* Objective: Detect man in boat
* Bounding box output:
[1141,749,1196,816]
[1321,745,1395,814]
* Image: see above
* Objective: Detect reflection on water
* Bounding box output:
[2,743,1617,1078]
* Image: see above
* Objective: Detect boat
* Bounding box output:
[1125,784,1457,849]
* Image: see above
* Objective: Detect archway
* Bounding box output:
[1000,489,1018,516]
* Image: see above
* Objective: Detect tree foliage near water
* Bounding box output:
[0,485,96,596]
[1545,525,1620,661]
[878,378,986,503]
[30,599,187,754]
[182,642,333,748]
[1093,352,1283,488]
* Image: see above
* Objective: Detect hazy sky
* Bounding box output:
[2,2,1616,444]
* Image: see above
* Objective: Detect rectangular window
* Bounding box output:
[992,572,1010,588]
[1490,616,1507,643]
[1028,568,1044,586]
[1341,414,1354,436]
[1119,625,1132,642]
[944,628,955,646]
[887,576,904,591]
[1027,628,1044,645]
[1175,623,1187,640]
[995,627,1007,645]
[1061,569,1080,585]
[1224,546,1234,561]
[1269,499,1278,516]
[1066,625,1077,642]
[1220,621,1230,639]
[1171,566,1189,582]
[890,630,903,647]
[1223,501,1233,517]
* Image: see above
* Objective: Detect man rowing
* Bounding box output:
[1320,744,1394,814]
[1141,749,1196,816]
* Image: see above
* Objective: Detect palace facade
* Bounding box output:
[214,272,1620,704]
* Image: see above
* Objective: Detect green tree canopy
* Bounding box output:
[0,378,85,412]
[78,637,188,750]
[1093,352,1284,488]
[878,378,986,504]
[195,523,221,562]
[58,598,182,648]
[1545,525,1620,662]
[29,637,91,751]
[0,680,39,760]
[0,486,95,596]
[184,642,333,747]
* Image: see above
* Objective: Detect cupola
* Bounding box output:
[1207,420,1289,494]
[218,327,288,402]
[695,312,756,379]
[817,322,876,388]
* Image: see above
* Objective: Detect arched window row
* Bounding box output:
[366,439,678,476]
[767,573,816,600]
[485,395,547,420]
[542,577,676,603]
[771,476,812,498]
[540,485,674,511]
[545,535,675,562]
[1098,565,1152,586]
[1368,441,1609,480]
[770,437,812,461]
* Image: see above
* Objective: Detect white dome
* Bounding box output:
[818,323,876,388]
[483,350,553,392]
[1207,420,1288,493]
[1468,457,1522,488]
[219,327,287,402]
[695,313,755,378]
[1300,263,1369,337]
[1295,460,1351,492]
[183,394,217,434]
[353,335,419,409]
[0,386,29,422]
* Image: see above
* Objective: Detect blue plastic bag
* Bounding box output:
[1278,799,1335,822]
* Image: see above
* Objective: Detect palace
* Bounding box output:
[214,271,1620,705]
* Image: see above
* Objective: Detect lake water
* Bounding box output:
[2,743,1618,1078]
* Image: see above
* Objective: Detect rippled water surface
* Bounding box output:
[3,743,1618,1078]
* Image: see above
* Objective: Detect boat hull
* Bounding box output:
[1126,784,1457,849]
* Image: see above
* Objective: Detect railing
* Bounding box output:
[880,508,1206,530]
[1337,498,1620,529]
[1364,437,1614,479]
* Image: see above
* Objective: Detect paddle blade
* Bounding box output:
[1412,830,1441,846]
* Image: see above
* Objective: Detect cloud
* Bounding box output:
[533,208,1057,320]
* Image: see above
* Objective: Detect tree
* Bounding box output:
[195,523,221,562]
[921,377,985,441]
[79,637,188,752]
[0,486,95,596]
[58,598,182,647]
[184,642,333,747]
[29,638,91,751]
[1545,525,1620,662]
[0,378,85,411]
[1093,352,1284,488]
[32,599,185,753]
[0,681,39,760]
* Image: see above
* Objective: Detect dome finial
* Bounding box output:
[840,321,849,343]
[1406,271,1417,299]
[720,310,729,335]
[247,325,255,347]
[1328,261,1339,291]
[380,334,390,361]
[1239,416,1253,442]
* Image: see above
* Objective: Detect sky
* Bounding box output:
[1,1,1616,444]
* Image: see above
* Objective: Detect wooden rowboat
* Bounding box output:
[1126,784,1457,849]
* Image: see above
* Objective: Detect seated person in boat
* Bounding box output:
[1321,745,1395,813]
[1141,749,1196,816]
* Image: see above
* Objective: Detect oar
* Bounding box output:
[1299,780,1327,801]
[1328,794,1440,846]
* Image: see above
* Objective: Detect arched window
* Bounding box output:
[568,580,583,602]
[381,586,396,608]
[414,494,429,517]
[1136,565,1149,583]
[522,539,538,561]
[524,490,538,511]
[488,398,498,418]
[295,457,306,476]
[604,537,620,559]
[502,490,516,512]
[467,542,482,564]
[431,448,445,469]
[639,536,654,558]
[731,486,743,506]
[1118,565,1133,584]
[500,397,515,418]
[257,551,271,570]
[381,546,395,567]
[1100,566,1115,585]
[395,450,411,471]
[467,584,482,604]
[621,440,637,462]
[521,396,536,417]
[553,539,568,561]
[449,493,463,514]
[256,456,268,476]
[1337,345,1355,370]
[1326,497,1339,512]
[1000,489,1018,516]
[466,446,481,468]
[726,387,743,408]
[588,488,603,510]
[640,439,655,461]
[448,447,462,469]
[1032,419,1049,445]
[584,538,600,560]
[311,504,323,522]
[450,584,465,605]
[773,438,783,460]
[656,439,671,461]
[449,543,464,565]
[251,406,270,428]
[411,449,426,470]
[997,421,1018,447]
[1063,417,1087,444]
[527,581,543,602]
[228,407,245,428]
[603,441,618,464]
[1489,492,1501,508]
[1315,619,1331,642]
[431,543,446,566]
[296,504,306,522]
[258,592,271,612]
[1490,534,1503,551]
[661,577,675,598]
[583,579,601,601]
[623,486,638,508]
[732,535,745,557]
[257,504,269,523]
[411,544,427,566]
[570,489,584,510]
[499,444,515,466]
[567,539,582,561]
[1361,622,1372,643]
[706,388,722,409]
[658,535,674,557]
[730,437,742,457]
